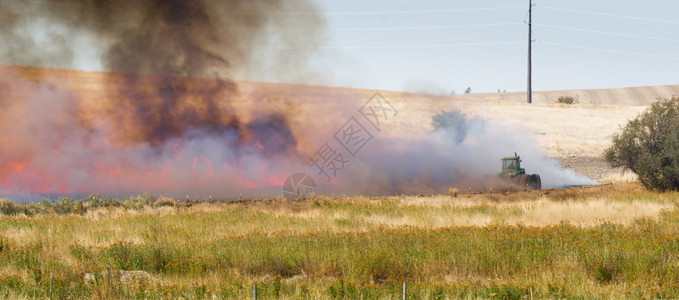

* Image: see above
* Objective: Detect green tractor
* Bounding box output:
[499,153,541,190]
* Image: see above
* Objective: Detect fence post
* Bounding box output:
[253,284,257,300]
[402,281,407,300]
[50,272,53,300]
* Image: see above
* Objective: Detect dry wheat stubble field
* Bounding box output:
[3,67,679,298]
[387,92,647,181]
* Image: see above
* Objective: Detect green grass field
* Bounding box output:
[0,184,678,299]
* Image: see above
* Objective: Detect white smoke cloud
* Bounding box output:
[320,108,597,195]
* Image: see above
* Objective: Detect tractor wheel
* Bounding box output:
[530,174,541,190]
[518,174,529,190]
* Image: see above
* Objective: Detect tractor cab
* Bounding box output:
[499,153,526,178]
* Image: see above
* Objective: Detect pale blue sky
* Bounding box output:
[8,0,677,94]
[310,0,679,93]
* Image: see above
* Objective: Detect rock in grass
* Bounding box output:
[84,270,155,284]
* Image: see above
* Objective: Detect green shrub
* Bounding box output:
[0,236,12,252]
[53,197,85,215]
[595,264,615,283]
[0,200,19,216]
[556,96,577,104]
[448,187,459,197]
[153,196,176,207]
[105,243,136,270]
[123,194,156,210]
[605,96,679,191]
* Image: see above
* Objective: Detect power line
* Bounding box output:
[542,41,679,60]
[30,18,522,34]
[203,5,527,16]
[617,0,679,7]
[540,5,679,24]
[536,24,679,43]
[331,22,522,32]
[315,41,525,50]
[221,22,522,32]
[320,6,525,15]
[1,1,523,16]
[541,0,678,5]
[254,41,524,50]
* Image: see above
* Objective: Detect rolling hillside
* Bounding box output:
[468,84,679,105]
[1,65,666,185]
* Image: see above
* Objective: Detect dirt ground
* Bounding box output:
[557,156,636,183]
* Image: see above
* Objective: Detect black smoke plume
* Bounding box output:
[0,0,324,198]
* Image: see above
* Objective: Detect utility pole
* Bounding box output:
[527,0,533,104]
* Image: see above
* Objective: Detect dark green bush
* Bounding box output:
[0,200,19,216]
[0,200,38,216]
[53,197,85,215]
[605,96,679,191]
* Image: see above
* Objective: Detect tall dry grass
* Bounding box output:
[0,183,677,298]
